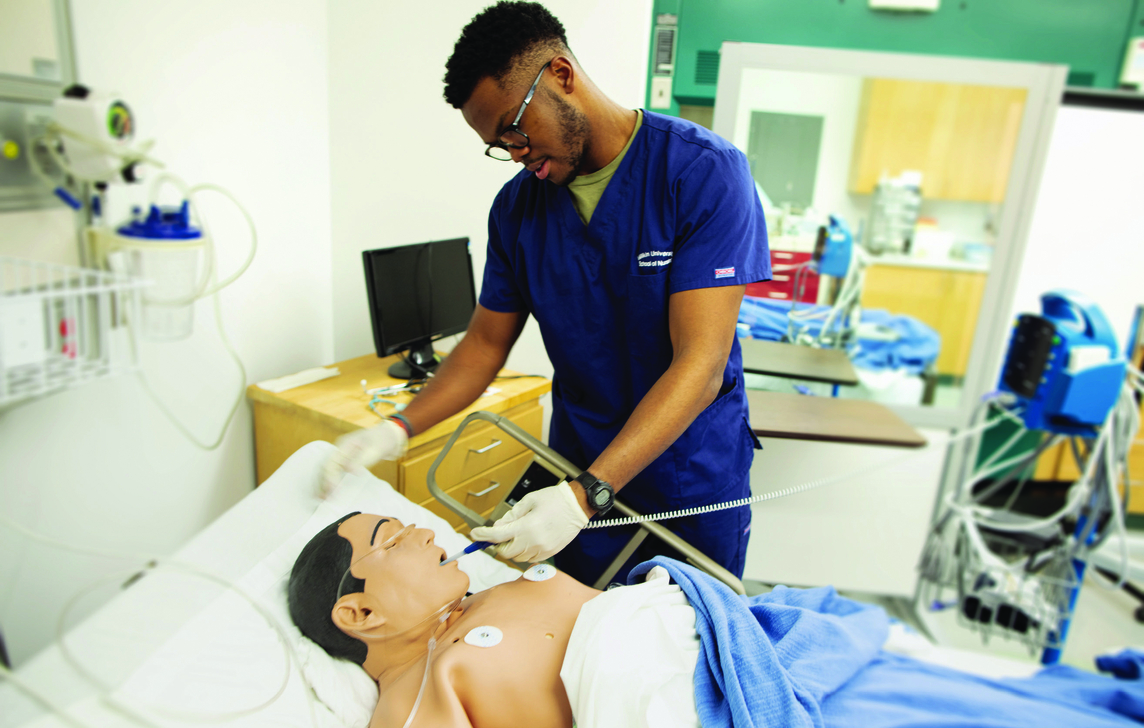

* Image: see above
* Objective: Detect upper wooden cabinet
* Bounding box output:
[848,79,1027,202]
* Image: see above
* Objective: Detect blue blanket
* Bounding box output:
[737,296,940,375]
[629,558,1144,727]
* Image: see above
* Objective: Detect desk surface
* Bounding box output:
[739,338,859,386]
[747,389,926,448]
[246,353,551,447]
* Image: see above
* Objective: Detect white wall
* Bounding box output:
[327,0,653,381]
[1008,105,1144,348]
[733,68,865,224]
[729,69,999,246]
[0,0,57,78]
[0,0,333,666]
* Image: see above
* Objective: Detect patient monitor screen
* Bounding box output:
[363,238,476,356]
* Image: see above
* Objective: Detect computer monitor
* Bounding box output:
[362,237,476,379]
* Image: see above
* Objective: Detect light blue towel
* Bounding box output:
[736,296,941,375]
[628,557,888,728]
[631,557,1144,727]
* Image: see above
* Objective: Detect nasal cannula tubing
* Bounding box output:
[338,523,462,728]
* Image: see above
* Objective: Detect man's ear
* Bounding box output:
[549,55,576,95]
[331,593,386,635]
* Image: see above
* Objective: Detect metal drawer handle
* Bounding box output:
[773,252,794,259]
[468,481,501,497]
[470,439,502,454]
[773,274,790,282]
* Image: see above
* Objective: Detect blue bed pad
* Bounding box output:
[629,557,1144,728]
[737,296,941,375]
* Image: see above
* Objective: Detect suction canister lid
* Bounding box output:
[117,202,202,240]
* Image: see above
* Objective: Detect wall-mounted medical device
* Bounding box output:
[52,87,142,182]
[998,290,1127,435]
[16,84,256,449]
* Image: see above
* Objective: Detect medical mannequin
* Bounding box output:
[289,512,600,728]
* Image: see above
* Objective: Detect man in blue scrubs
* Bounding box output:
[323,1,770,585]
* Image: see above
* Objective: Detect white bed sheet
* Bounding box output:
[2,441,520,728]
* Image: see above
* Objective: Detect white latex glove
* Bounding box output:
[319,419,408,497]
[469,482,589,563]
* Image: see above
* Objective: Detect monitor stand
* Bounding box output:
[387,340,440,379]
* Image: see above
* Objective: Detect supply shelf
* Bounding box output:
[0,256,145,409]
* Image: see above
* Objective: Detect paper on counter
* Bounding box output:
[257,366,340,393]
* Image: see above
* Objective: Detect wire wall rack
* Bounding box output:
[0,256,146,409]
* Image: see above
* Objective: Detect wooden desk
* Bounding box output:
[246,353,551,531]
[747,389,926,448]
[740,338,860,386]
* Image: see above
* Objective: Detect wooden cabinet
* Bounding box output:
[247,353,551,531]
[859,263,987,378]
[849,78,1026,202]
[1034,433,1144,516]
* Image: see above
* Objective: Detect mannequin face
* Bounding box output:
[332,514,469,638]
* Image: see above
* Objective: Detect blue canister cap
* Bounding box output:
[117,201,202,240]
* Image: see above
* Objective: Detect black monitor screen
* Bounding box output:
[362,238,476,357]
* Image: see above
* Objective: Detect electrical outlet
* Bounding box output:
[0,299,48,369]
[651,77,673,109]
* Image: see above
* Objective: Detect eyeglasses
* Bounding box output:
[485,61,552,161]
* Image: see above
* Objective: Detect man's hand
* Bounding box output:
[319,419,408,497]
[469,482,589,562]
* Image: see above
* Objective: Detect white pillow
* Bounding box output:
[108,442,520,728]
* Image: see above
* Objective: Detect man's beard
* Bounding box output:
[547,90,591,186]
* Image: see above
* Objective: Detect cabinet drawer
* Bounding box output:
[421,450,534,529]
[746,250,819,302]
[746,274,819,303]
[401,403,543,503]
[1129,441,1144,514]
[770,250,811,266]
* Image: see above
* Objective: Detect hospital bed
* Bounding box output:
[1,441,1044,728]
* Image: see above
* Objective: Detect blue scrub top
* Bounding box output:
[480,110,770,518]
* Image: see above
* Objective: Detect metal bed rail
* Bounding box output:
[426,411,747,595]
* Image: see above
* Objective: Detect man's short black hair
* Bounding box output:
[443,1,570,109]
[287,512,367,665]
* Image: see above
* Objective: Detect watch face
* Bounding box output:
[593,490,610,507]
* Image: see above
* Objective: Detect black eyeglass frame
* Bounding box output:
[484,61,552,161]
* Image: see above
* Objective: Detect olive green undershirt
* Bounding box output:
[567,109,643,225]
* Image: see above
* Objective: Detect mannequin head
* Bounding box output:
[288,513,469,665]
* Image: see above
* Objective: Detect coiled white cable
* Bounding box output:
[585,412,1000,529]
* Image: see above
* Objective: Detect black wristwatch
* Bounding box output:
[574,471,614,516]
